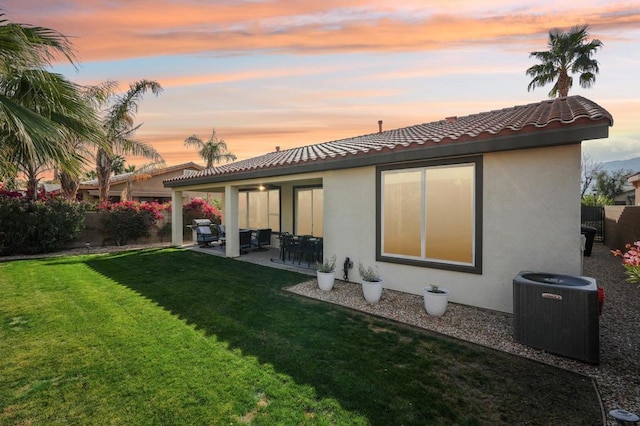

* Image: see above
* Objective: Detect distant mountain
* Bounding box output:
[601,157,640,174]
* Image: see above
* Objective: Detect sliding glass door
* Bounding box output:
[295,187,323,237]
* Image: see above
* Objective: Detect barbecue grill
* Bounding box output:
[192,219,217,247]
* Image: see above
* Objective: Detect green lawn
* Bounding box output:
[0,248,601,425]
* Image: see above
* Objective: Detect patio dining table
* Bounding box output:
[279,234,323,265]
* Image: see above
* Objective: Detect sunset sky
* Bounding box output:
[4,0,640,168]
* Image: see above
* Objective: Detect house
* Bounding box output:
[627,172,640,205]
[164,96,613,313]
[79,162,207,203]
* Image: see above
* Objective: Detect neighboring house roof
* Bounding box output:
[628,171,640,187]
[165,96,613,188]
[81,162,204,188]
[42,183,61,193]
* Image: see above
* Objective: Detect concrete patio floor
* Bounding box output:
[185,242,318,276]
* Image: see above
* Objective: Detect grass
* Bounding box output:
[0,248,601,425]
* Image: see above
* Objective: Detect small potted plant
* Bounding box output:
[316,255,337,291]
[358,262,383,303]
[423,284,449,316]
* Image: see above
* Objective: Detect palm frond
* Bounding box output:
[120,138,163,161]
[183,135,203,148]
[106,80,162,135]
[0,12,76,70]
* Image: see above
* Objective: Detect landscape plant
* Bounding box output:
[358,262,381,282]
[612,242,640,287]
[0,193,85,255]
[182,197,222,227]
[98,200,166,246]
[427,284,446,294]
[316,255,336,273]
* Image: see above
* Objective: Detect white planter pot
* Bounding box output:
[362,279,383,304]
[317,271,335,291]
[423,287,449,316]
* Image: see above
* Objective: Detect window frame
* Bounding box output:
[376,156,483,274]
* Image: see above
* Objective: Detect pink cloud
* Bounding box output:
[5,1,639,62]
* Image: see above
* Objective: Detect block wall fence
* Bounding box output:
[604,206,640,251]
[65,212,191,249]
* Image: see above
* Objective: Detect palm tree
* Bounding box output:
[0,12,104,198]
[2,68,103,197]
[111,155,126,175]
[57,81,116,200]
[526,25,603,98]
[0,13,88,157]
[96,80,163,201]
[184,128,237,169]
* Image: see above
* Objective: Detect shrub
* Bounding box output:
[612,242,640,287]
[183,198,222,228]
[98,201,167,246]
[0,196,86,255]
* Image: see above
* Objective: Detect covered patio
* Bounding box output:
[171,173,324,260]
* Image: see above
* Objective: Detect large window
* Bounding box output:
[239,189,280,231]
[295,187,323,237]
[377,157,482,273]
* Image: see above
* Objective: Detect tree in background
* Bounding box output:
[96,80,163,201]
[111,155,126,175]
[58,81,115,200]
[581,153,603,198]
[526,25,603,98]
[184,128,237,169]
[593,169,633,203]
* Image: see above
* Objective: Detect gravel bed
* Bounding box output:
[286,244,640,424]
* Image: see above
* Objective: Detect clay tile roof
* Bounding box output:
[165,96,612,184]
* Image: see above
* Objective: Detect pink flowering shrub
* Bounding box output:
[183,198,222,227]
[98,201,168,246]
[0,186,23,199]
[612,242,640,286]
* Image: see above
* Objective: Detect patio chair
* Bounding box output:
[279,232,295,262]
[239,229,252,254]
[195,225,217,248]
[217,224,226,246]
[297,235,317,266]
[251,228,272,251]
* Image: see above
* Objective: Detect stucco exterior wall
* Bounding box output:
[323,144,582,313]
[79,167,209,202]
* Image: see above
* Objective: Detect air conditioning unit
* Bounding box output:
[513,271,599,364]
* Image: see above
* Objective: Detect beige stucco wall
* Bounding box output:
[323,144,583,313]
[80,168,209,202]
